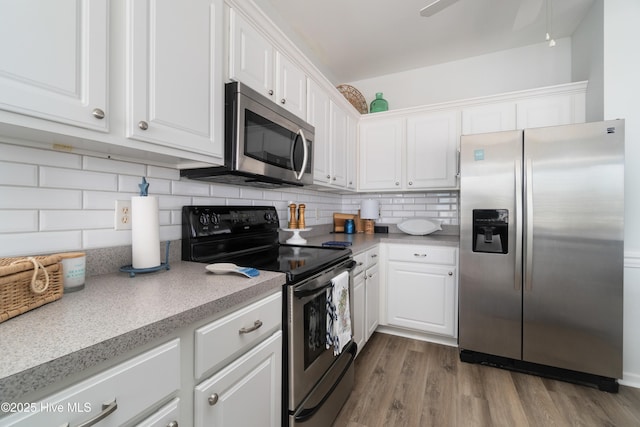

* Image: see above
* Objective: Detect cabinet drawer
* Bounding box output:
[366,246,380,267]
[353,252,367,275]
[387,244,456,265]
[195,291,282,379]
[135,397,180,427]
[3,340,180,427]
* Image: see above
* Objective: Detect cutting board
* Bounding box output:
[333,213,362,233]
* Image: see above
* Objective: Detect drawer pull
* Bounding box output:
[239,320,263,334]
[72,399,117,427]
[167,422,179,427]
[370,254,378,258]
[208,393,219,406]
[414,253,427,257]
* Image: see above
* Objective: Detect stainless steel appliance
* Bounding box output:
[182,206,356,426]
[181,82,314,188]
[459,120,624,392]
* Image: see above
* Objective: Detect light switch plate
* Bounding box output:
[114,200,132,230]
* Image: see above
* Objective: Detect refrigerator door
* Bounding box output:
[459,130,523,359]
[523,120,624,379]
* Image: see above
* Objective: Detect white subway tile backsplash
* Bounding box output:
[83,229,131,249]
[0,161,38,186]
[83,156,146,176]
[0,210,38,233]
[0,187,82,209]
[148,165,180,180]
[0,231,82,257]
[171,179,210,196]
[40,210,114,231]
[41,167,117,191]
[0,145,458,256]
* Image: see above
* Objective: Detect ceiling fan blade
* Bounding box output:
[419,0,461,17]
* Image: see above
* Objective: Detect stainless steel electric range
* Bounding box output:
[182,205,357,427]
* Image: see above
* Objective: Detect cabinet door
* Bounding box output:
[194,332,282,427]
[127,0,223,158]
[359,119,403,190]
[0,0,108,131]
[352,272,366,355]
[387,262,456,336]
[228,9,274,99]
[406,110,459,189]
[275,51,307,119]
[308,80,331,184]
[346,113,358,190]
[516,95,575,129]
[462,102,516,134]
[329,101,348,187]
[365,263,380,341]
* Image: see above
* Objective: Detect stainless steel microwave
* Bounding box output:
[181,82,314,187]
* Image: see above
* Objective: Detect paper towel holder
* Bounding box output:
[120,241,171,278]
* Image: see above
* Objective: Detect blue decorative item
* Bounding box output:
[138,177,149,196]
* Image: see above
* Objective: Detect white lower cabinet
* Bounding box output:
[2,339,181,427]
[352,246,380,356]
[385,244,458,338]
[194,331,282,427]
[135,397,180,427]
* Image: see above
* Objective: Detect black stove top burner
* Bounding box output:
[182,206,351,282]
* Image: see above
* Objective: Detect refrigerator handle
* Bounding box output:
[514,160,523,291]
[524,158,534,291]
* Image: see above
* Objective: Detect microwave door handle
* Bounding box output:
[294,129,309,181]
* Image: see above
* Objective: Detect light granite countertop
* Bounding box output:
[0,261,285,401]
[285,231,460,254]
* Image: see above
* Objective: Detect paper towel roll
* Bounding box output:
[132,196,161,269]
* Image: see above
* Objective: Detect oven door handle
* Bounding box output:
[294,342,358,422]
[293,261,356,299]
[294,280,333,299]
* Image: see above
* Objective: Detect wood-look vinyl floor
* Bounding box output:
[333,332,640,427]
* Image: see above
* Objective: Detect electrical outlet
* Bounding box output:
[114,200,132,230]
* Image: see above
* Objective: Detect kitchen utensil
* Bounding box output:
[205,263,260,278]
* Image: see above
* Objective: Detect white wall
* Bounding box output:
[348,38,572,110]
[602,0,640,388]
[572,0,604,122]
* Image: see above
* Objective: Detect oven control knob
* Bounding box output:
[210,214,220,224]
[264,212,274,222]
[199,213,209,225]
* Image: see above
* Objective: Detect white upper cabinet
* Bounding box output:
[406,110,459,189]
[346,114,358,190]
[329,100,348,187]
[308,80,331,184]
[462,102,516,134]
[516,93,585,129]
[358,118,404,191]
[229,9,307,119]
[228,9,273,97]
[0,0,108,131]
[127,0,223,159]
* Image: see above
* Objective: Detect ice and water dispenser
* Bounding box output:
[472,209,509,254]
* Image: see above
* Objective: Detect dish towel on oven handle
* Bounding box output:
[326,271,352,356]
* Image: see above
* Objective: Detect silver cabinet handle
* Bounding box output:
[239,320,263,334]
[357,262,364,266]
[280,98,286,104]
[414,253,427,257]
[326,174,331,179]
[332,177,337,181]
[92,108,105,119]
[395,182,400,186]
[167,422,179,427]
[138,121,149,130]
[268,89,274,96]
[448,271,453,276]
[408,181,413,186]
[370,254,378,258]
[208,394,219,406]
[74,399,117,427]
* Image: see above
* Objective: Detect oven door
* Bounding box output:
[287,260,355,411]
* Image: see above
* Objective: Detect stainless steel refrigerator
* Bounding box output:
[459,120,624,391]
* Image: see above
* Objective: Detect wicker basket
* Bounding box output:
[0,255,63,323]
